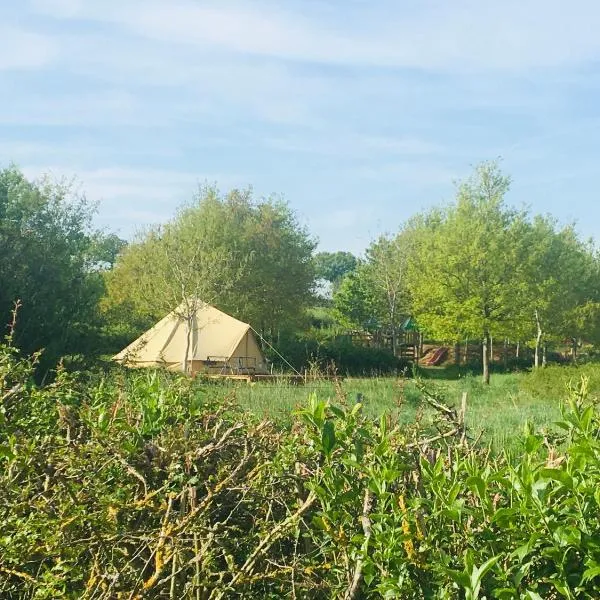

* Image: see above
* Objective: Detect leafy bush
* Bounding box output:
[520,362,600,399]
[267,331,408,376]
[2,342,600,598]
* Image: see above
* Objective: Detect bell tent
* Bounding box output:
[113,301,268,376]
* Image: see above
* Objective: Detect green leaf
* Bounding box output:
[525,434,542,454]
[0,445,15,461]
[582,565,600,583]
[552,525,581,547]
[321,420,336,457]
[471,555,501,596]
[329,405,345,419]
[466,475,487,498]
[539,468,574,490]
[445,568,472,589]
[350,402,363,417]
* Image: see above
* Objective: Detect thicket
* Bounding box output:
[3,339,600,599]
[268,330,409,376]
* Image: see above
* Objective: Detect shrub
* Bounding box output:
[520,362,600,399]
[266,331,408,376]
[3,342,600,598]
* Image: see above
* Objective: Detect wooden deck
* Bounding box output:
[202,373,338,384]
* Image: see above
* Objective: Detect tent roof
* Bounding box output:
[401,316,419,332]
[113,300,255,364]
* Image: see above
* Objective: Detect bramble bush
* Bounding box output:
[2,339,600,598]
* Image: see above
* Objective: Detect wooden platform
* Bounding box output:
[202,373,340,384]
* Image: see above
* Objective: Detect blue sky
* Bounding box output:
[2,0,600,253]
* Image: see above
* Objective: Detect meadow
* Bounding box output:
[214,363,600,454]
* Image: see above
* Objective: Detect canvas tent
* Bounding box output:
[113,301,268,375]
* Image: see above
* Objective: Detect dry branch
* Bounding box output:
[343,488,373,600]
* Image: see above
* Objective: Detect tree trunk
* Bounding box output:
[490,336,493,364]
[454,343,460,365]
[391,327,397,357]
[542,344,547,368]
[503,338,508,370]
[571,338,578,363]
[516,341,520,359]
[482,331,490,385]
[415,332,421,365]
[463,338,468,363]
[182,315,192,375]
[534,309,542,369]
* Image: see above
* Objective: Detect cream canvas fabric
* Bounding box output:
[113,300,267,374]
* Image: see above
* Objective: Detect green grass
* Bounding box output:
[195,363,600,454]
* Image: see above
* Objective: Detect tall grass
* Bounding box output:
[213,364,600,452]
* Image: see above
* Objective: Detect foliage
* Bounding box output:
[519,363,600,399]
[333,266,381,331]
[266,330,407,376]
[405,162,530,383]
[314,251,358,295]
[516,216,598,366]
[407,162,520,339]
[3,343,600,597]
[0,166,119,370]
[104,185,316,339]
[363,234,412,353]
[333,235,412,351]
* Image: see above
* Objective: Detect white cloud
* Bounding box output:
[0,90,144,126]
[263,133,443,159]
[31,0,600,71]
[0,26,58,70]
[12,0,600,254]
[18,165,238,236]
[29,0,84,17]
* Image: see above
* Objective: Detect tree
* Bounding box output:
[0,166,105,366]
[333,265,379,331]
[365,235,413,355]
[314,251,358,296]
[104,185,316,364]
[517,217,596,367]
[406,161,525,384]
[228,197,317,335]
[332,235,412,354]
[88,232,127,270]
[554,240,600,361]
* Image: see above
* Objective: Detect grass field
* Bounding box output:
[202,363,600,454]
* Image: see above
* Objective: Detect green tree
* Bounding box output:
[557,241,600,361]
[0,166,105,366]
[88,232,127,270]
[406,161,525,384]
[363,235,412,355]
[518,217,596,367]
[332,235,412,354]
[314,251,357,295]
[105,186,316,355]
[333,265,379,331]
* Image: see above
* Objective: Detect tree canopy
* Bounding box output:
[104,186,316,338]
[0,166,116,367]
[314,251,357,288]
